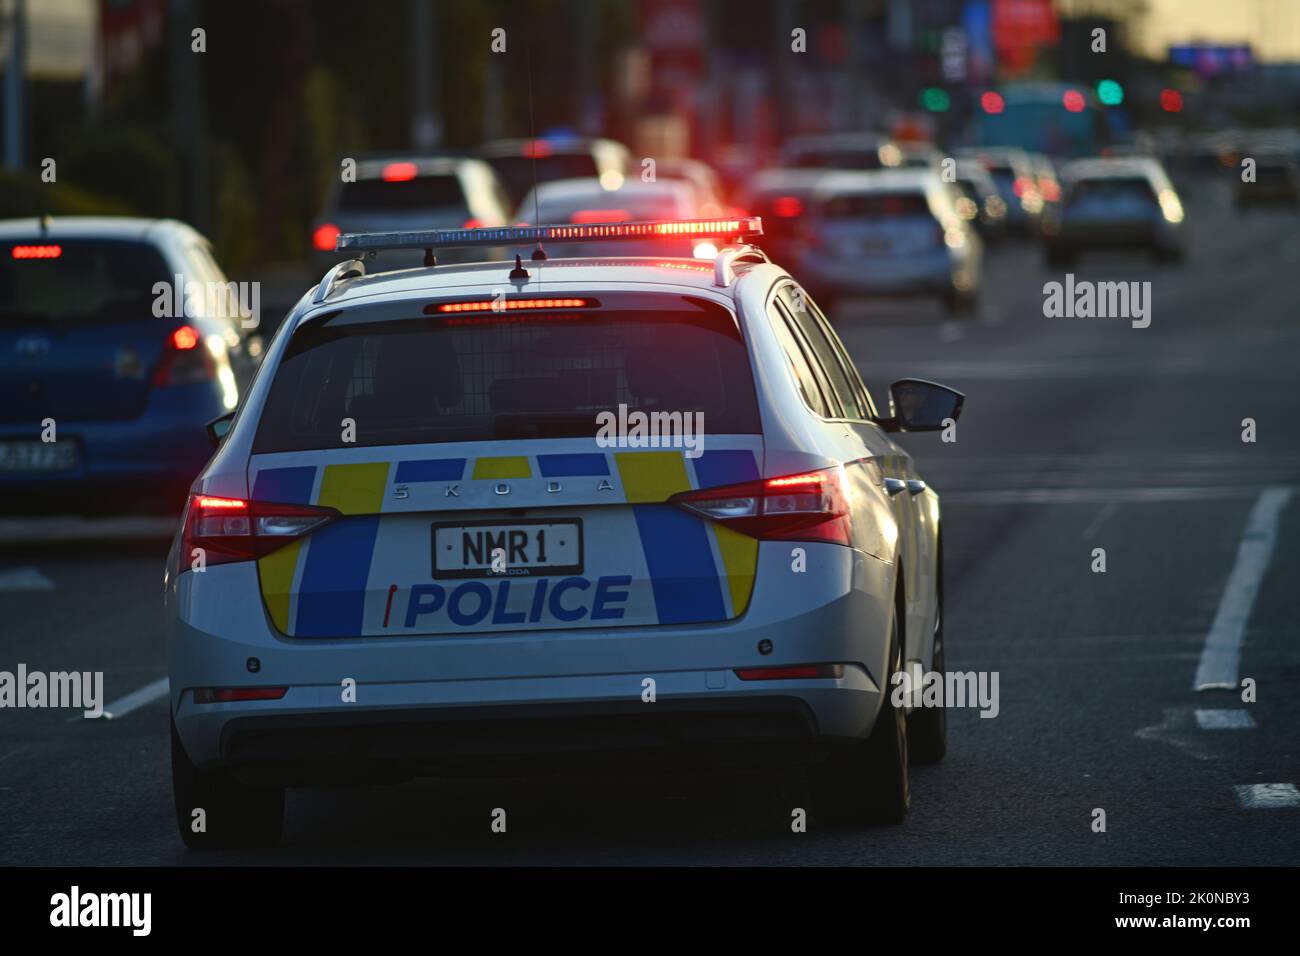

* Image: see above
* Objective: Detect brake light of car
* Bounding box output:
[180,495,339,570]
[193,686,289,704]
[431,297,593,313]
[522,139,552,159]
[382,161,419,182]
[670,465,852,546]
[771,195,804,218]
[11,244,62,259]
[1038,178,1061,202]
[735,664,845,681]
[312,223,341,251]
[571,209,631,224]
[462,218,485,229]
[153,325,215,388]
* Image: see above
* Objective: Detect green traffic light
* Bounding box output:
[1097,79,1124,106]
[921,88,950,112]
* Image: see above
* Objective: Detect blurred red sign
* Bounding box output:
[991,0,1059,74]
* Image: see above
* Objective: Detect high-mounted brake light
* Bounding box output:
[522,139,553,159]
[11,244,62,259]
[334,217,763,254]
[382,161,419,182]
[180,494,339,571]
[670,465,853,546]
[771,195,804,217]
[431,297,592,314]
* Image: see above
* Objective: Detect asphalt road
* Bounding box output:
[2,175,1298,865]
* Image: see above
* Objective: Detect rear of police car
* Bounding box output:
[167,221,894,846]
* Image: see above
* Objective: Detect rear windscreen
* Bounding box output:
[486,155,601,205]
[786,149,883,170]
[253,295,761,452]
[339,175,466,212]
[1067,177,1156,204]
[817,193,931,219]
[533,191,687,224]
[0,239,171,328]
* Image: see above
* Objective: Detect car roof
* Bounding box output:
[1063,157,1165,179]
[527,177,692,202]
[0,215,199,241]
[479,136,621,157]
[811,169,939,196]
[352,156,485,179]
[311,256,737,313]
[743,168,829,193]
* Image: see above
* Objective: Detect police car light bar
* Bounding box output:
[334,217,764,253]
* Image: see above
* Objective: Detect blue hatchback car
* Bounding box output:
[0,217,253,515]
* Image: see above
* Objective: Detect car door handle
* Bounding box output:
[906,479,926,495]
[884,477,907,496]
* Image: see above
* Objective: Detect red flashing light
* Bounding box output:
[11,244,62,259]
[312,223,340,251]
[1160,88,1184,113]
[980,91,1004,114]
[382,162,419,182]
[1063,89,1086,112]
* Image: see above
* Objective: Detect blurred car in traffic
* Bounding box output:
[0,217,251,514]
[1025,152,1063,217]
[956,147,1043,237]
[778,132,894,171]
[1042,157,1186,266]
[479,136,633,210]
[734,169,828,267]
[890,142,944,170]
[655,157,729,215]
[796,170,983,316]
[952,162,1008,243]
[1235,154,1300,208]
[310,156,511,272]
[515,177,715,257]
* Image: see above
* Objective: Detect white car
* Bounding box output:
[166,218,962,848]
[796,170,984,315]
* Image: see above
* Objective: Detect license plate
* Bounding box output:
[0,440,79,473]
[432,519,583,579]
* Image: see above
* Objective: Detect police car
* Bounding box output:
[166,218,963,848]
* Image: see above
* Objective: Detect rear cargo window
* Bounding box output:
[339,175,467,212]
[0,238,171,328]
[486,155,601,206]
[253,294,761,452]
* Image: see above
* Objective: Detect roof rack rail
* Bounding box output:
[713,245,769,287]
[312,258,366,304]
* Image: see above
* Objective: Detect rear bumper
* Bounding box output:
[0,383,223,513]
[169,543,896,775]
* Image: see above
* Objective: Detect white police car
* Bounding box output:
[166,218,963,847]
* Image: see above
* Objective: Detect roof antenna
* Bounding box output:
[525,45,547,263]
[509,253,529,280]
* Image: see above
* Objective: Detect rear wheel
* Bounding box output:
[171,719,284,850]
[810,609,910,825]
[908,606,948,764]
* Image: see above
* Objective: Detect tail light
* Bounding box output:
[179,494,339,571]
[670,465,852,546]
[312,223,340,251]
[462,218,484,229]
[735,664,844,681]
[153,325,215,387]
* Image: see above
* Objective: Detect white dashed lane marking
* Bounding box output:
[1194,709,1256,730]
[1194,487,1293,691]
[1233,784,1300,809]
[80,677,170,722]
[0,567,54,590]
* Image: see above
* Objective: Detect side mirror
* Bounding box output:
[205,411,235,448]
[880,378,964,432]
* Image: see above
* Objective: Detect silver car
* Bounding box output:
[166,219,962,847]
[1043,157,1186,265]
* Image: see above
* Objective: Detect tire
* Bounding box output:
[810,607,910,826]
[908,603,948,765]
[171,719,284,850]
